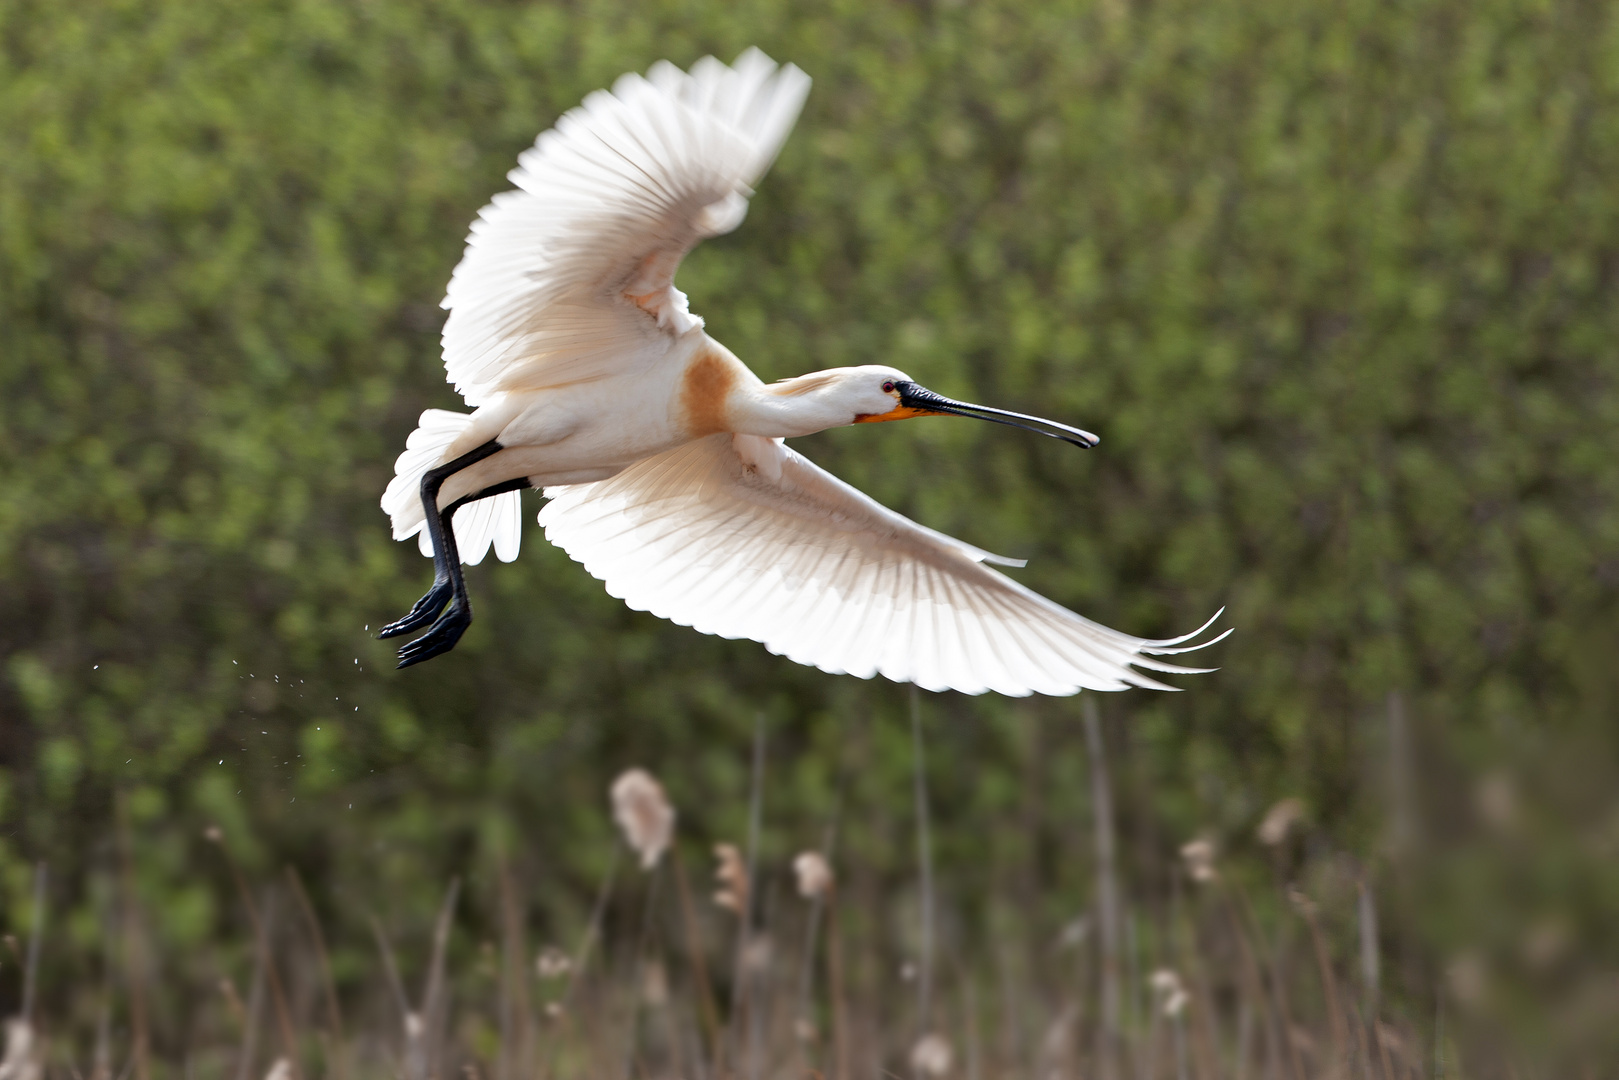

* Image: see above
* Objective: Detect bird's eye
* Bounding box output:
[882,381,896,393]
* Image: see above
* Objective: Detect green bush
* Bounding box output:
[1,0,1615,1065]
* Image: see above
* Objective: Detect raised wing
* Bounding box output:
[539,435,1228,697]
[441,49,810,405]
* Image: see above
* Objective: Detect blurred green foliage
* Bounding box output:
[1,0,1617,1066]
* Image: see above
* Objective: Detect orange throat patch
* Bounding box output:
[854,404,944,424]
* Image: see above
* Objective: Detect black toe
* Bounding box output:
[379,578,453,639]
[395,605,472,668]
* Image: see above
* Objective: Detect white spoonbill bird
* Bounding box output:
[380,49,1228,693]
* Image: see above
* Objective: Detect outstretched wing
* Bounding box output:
[538,435,1228,697]
[441,49,810,405]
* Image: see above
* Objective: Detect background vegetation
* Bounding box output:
[1,0,1616,1073]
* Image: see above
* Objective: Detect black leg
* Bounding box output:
[379,476,528,641]
[391,475,532,667]
[389,474,534,667]
[379,440,504,641]
[377,440,522,667]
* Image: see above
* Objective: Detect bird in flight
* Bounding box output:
[380,49,1227,694]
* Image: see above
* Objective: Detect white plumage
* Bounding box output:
[440,49,810,405]
[541,434,1222,696]
[379,49,1228,687]
[383,409,523,564]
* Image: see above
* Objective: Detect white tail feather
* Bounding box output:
[381,409,523,565]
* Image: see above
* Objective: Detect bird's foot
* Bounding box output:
[395,603,472,668]
[378,578,453,639]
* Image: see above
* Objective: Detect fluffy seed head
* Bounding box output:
[1180,838,1218,883]
[713,842,749,914]
[535,945,572,979]
[793,851,834,900]
[0,1019,38,1080]
[641,959,669,1004]
[1058,916,1090,949]
[1257,797,1304,846]
[610,768,675,870]
[1151,969,1188,1017]
[742,935,773,974]
[909,1033,953,1077]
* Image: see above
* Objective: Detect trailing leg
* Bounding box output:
[378,441,526,666]
[381,474,536,641]
[379,440,503,639]
[392,476,531,666]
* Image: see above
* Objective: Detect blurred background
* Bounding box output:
[2,0,1616,1076]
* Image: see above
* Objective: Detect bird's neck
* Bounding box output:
[730,381,853,439]
[681,340,851,439]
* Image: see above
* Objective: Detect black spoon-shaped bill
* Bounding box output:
[887,381,1099,448]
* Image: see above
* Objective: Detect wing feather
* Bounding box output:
[539,435,1224,696]
[440,50,810,404]
[816,553,886,677]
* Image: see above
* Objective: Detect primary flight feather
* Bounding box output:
[379,48,1227,693]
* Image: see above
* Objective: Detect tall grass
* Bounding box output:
[0,738,1471,1080]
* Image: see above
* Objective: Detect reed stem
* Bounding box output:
[1083,699,1121,1080]
[910,687,935,1035]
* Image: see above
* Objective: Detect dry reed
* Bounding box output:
[4,746,1484,1080]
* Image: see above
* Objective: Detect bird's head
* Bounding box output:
[763,365,1098,448]
[850,366,1099,448]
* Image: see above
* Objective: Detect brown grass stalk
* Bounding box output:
[730,713,767,1080]
[1218,881,1284,1080]
[92,973,112,1080]
[910,689,936,1037]
[1174,905,1221,1080]
[285,866,348,1080]
[422,878,461,1080]
[497,860,532,1080]
[1373,1021,1399,1080]
[369,913,424,1080]
[1082,699,1121,1080]
[1232,885,1305,1080]
[21,863,45,1025]
[824,881,850,1080]
[116,795,150,1080]
[1291,888,1349,1072]
[205,831,301,1080]
[234,919,267,1080]
[619,867,665,1080]
[1350,1001,1376,1080]
[541,849,621,1080]
[673,851,724,1079]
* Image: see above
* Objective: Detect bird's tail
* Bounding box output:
[381,409,523,566]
